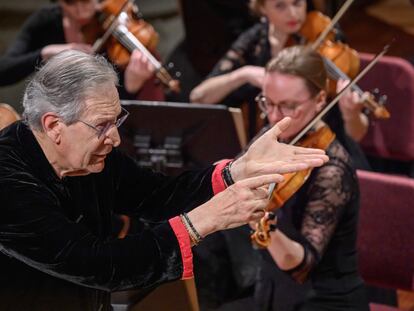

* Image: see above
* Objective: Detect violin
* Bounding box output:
[83,0,180,93]
[299,5,390,119]
[251,124,336,248]
[250,45,390,248]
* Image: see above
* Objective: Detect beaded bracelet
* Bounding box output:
[180,213,202,245]
[221,161,235,187]
[182,212,203,241]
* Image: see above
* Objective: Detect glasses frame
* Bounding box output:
[78,106,130,139]
[255,93,315,117]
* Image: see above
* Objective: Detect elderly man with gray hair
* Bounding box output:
[0,50,327,310]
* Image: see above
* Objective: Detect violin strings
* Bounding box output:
[323,57,364,94]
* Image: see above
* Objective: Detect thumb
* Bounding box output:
[268,117,291,139]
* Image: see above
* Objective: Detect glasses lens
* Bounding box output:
[97,123,112,139]
[97,107,129,138]
[116,107,129,127]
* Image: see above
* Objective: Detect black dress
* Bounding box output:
[253,137,369,311]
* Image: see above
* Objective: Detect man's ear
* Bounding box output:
[41,113,62,144]
[315,90,327,113]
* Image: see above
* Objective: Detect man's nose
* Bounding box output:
[104,126,121,147]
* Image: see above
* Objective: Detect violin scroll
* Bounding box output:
[362,92,390,119]
[251,212,277,249]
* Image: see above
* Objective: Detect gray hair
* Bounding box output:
[22,50,119,131]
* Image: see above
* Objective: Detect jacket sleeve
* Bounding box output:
[110,150,216,221]
[0,169,189,292]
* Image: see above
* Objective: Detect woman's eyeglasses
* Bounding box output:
[255,93,314,117]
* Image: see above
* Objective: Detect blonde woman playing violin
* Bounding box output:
[190,0,368,143]
[250,45,369,311]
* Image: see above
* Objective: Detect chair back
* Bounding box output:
[358,53,414,162]
[357,170,414,291]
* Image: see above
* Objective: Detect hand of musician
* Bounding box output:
[41,43,93,61]
[187,174,283,237]
[337,79,369,142]
[230,117,329,182]
[337,79,367,120]
[124,49,155,94]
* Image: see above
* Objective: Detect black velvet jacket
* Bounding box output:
[0,121,214,311]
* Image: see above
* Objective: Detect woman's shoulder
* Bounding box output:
[237,21,267,40]
[231,21,268,48]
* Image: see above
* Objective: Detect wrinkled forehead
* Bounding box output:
[81,84,121,120]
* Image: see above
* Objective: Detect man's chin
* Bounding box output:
[87,161,106,173]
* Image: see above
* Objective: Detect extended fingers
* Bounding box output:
[290,144,327,155]
[255,157,326,175]
[240,173,284,189]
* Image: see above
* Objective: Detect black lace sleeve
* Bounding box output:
[287,141,357,283]
[208,23,268,78]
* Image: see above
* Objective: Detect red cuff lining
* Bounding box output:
[212,159,232,195]
[169,216,193,279]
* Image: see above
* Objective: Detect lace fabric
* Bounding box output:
[287,140,358,282]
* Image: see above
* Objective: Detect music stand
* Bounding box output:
[119,100,245,175]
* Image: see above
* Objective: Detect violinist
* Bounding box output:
[250,45,369,311]
[0,0,157,99]
[189,0,369,144]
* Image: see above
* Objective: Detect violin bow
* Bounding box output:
[311,0,355,50]
[267,43,391,197]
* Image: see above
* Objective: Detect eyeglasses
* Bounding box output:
[78,106,129,139]
[255,93,314,117]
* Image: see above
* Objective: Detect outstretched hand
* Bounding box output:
[231,117,329,182]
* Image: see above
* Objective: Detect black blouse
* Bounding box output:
[253,138,368,311]
[0,121,214,311]
[207,22,271,108]
[0,5,65,86]
[0,5,138,99]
